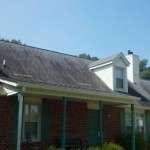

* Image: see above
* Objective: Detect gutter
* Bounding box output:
[18,81,140,104]
[0,78,140,104]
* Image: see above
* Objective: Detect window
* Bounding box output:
[125,108,145,134]
[23,103,41,142]
[136,111,145,134]
[116,67,124,89]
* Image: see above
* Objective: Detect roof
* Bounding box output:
[89,52,129,68]
[0,41,113,93]
[140,79,150,95]
[128,80,150,102]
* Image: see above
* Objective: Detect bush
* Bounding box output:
[101,143,124,150]
[47,146,62,150]
[87,143,124,150]
[47,146,57,150]
[47,143,124,150]
[118,133,146,150]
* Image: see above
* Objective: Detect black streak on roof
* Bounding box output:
[0,41,112,93]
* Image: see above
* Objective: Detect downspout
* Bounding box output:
[17,93,24,150]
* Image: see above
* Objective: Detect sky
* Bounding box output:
[0,0,150,60]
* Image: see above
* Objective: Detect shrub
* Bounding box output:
[118,133,146,150]
[87,143,124,150]
[47,146,62,150]
[47,146,57,150]
[101,143,124,150]
[47,143,124,150]
[88,146,100,150]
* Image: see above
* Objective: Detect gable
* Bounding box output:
[113,56,129,69]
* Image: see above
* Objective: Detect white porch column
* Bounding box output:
[17,93,24,150]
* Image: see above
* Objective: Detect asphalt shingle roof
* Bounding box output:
[0,41,113,93]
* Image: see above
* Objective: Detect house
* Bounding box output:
[0,40,149,150]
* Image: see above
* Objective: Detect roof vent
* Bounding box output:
[128,50,133,55]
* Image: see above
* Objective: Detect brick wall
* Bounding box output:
[21,100,123,149]
[0,96,17,150]
[103,105,122,142]
[42,99,87,146]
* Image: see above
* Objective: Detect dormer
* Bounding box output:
[89,53,129,93]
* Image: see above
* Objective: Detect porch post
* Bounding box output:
[131,104,135,150]
[62,97,67,149]
[17,93,24,150]
[99,101,104,146]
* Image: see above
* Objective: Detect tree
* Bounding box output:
[78,53,99,61]
[140,69,150,80]
[139,59,148,72]
[11,39,22,44]
[139,59,150,80]
[0,38,25,45]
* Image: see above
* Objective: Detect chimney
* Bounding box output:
[126,51,140,84]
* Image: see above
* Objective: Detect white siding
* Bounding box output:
[126,54,140,84]
[92,56,128,93]
[94,64,114,90]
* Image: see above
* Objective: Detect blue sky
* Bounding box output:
[0,0,150,60]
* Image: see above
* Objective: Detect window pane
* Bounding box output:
[23,103,41,141]
[25,122,38,141]
[125,109,145,134]
[116,68,124,78]
[116,78,123,89]
[116,67,124,89]
[25,105,29,115]
[30,105,39,121]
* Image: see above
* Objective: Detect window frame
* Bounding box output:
[124,108,145,134]
[23,102,41,142]
[115,67,125,91]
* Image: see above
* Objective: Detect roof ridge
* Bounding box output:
[0,40,92,62]
[89,52,121,67]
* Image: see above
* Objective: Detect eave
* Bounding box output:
[0,78,139,104]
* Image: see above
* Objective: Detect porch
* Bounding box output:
[0,82,138,150]
[18,90,137,150]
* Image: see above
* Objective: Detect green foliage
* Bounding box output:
[47,146,56,150]
[88,143,124,150]
[47,143,124,150]
[47,146,62,150]
[0,38,25,45]
[87,146,100,150]
[101,143,124,150]
[141,69,150,80]
[139,59,148,72]
[139,59,150,80]
[78,53,99,61]
[118,133,146,150]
